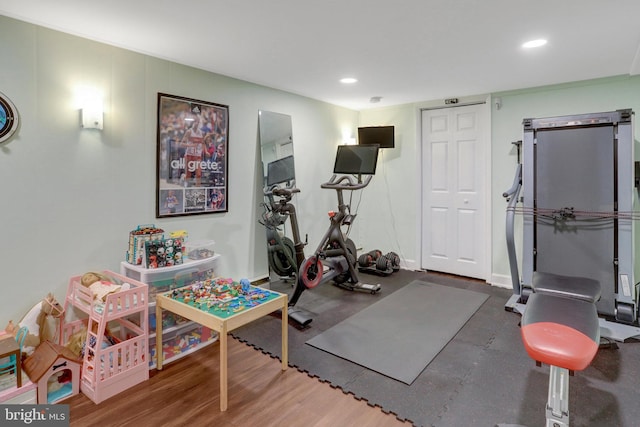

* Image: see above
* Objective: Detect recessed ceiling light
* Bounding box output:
[340,77,358,84]
[522,39,547,49]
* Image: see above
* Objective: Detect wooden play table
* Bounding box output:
[155,282,287,411]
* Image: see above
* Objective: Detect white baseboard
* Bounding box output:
[490,273,513,289]
[400,259,418,271]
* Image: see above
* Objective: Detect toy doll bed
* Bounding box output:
[60,271,148,404]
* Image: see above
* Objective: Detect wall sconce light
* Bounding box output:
[342,127,356,145]
[80,99,104,130]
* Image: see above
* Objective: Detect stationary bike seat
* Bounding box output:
[532,271,601,303]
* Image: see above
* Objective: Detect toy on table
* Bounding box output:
[167,278,276,316]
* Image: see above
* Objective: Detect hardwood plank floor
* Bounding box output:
[67,337,409,427]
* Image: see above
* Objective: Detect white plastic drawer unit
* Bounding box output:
[120,254,221,369]
[121,254,220,302]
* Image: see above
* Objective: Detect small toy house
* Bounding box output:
[23,340,81,404]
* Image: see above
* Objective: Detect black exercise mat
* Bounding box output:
[306,281,488,384]
[231,271,640,426]
[229,270,506,426]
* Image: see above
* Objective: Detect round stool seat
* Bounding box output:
[521,293,600,371]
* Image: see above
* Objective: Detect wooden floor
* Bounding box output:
[67,337,409,427]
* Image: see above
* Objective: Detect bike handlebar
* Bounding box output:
[273,187,300,197]
[264,184,300,197]
[320,174,372,190]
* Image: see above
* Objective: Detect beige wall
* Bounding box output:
[0,16,359,325]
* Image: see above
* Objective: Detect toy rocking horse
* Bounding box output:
[5,293,65,356]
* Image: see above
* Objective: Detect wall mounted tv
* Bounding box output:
[333,145,379,175]
[358,125,395,148]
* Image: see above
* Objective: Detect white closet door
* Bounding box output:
[421,104,487,279]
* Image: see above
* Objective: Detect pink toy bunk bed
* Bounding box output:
[60,270,149,404]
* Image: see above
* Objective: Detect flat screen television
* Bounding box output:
[266,155,295,186]
[333,145,379,175]
[358,125,394,148]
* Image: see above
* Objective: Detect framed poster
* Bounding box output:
[156,93,228,217]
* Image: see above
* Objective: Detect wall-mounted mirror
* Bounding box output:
[258,110,302,281]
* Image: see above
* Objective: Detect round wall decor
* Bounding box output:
[0,91,19,143]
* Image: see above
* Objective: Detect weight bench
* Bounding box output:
[531,271,601,304]
[518,272,601,427]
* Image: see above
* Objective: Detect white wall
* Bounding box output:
[360,77,640,289]
[0,16,358,326]
[356,104,419,268]
[3,15,640,329]
[358,96,489,271]
[489,76,640,287]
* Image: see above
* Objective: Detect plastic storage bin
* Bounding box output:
[148,323,216,369]
[185,240,216,260]
[121,255,219,302]
[120,255,220,369]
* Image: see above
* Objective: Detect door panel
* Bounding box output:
[421,104,487,279]
[430,207,448,257]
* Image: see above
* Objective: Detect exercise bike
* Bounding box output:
[260,181,313,326]
[261,182,306,280]
[293,144,382,306]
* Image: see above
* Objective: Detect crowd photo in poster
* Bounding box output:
[156,93,228,217]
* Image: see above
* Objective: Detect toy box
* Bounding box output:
[144,238,185,269]
[186,240,216,260]
[121,255,219,302]
[126,224,164,265]
[148,323,216,368]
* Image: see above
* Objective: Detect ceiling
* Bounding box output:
[2,1,640,110]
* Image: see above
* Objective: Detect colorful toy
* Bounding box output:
[144,238,184,268]
[166,278,277,318]
[22,341,81,404]
[127,224,164,265]
[80,272,122,302]
[5,294,65,356]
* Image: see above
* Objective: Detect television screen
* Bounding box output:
[358,125,395,148]
[333,145,379,175]
[267,155,295,186]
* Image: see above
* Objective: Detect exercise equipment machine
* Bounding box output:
[297,173,381,294]
[503,109,640,341]
[357,249,400,276]
[261,183,306,279]
[294,145,382,310]
[499,275,601,427]
[260,182,313,326]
